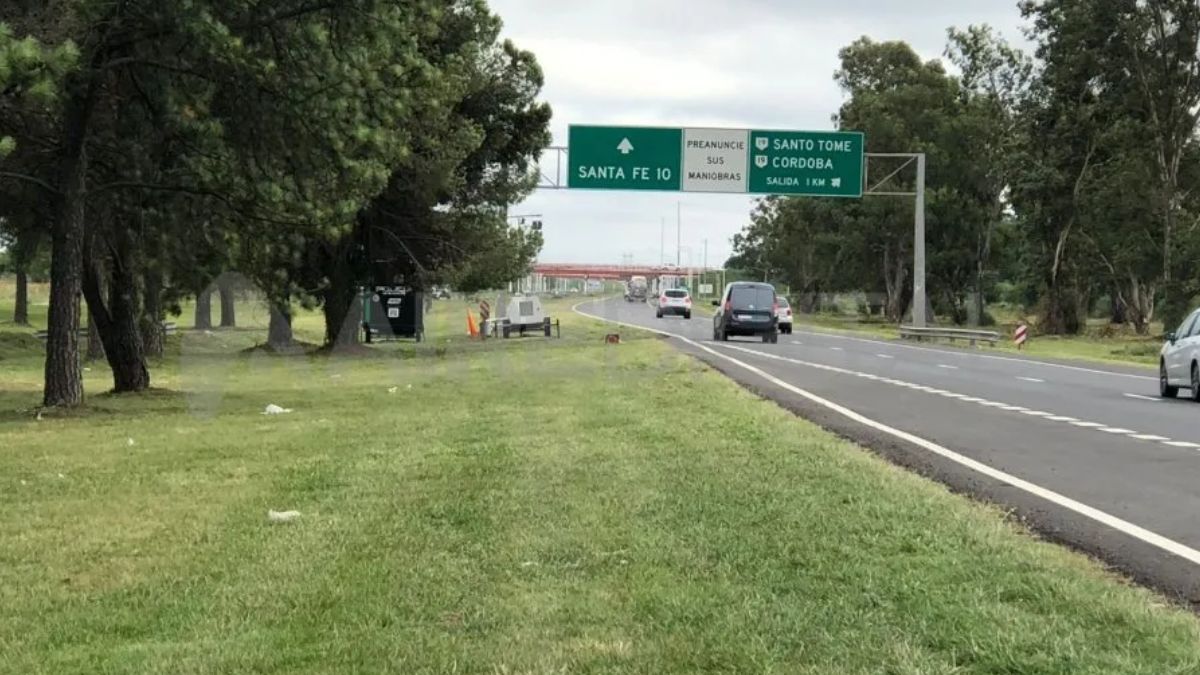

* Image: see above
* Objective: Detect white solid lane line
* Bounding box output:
[877,354,893,359]
[790,328,1157,381]
[574,301,1200,568]
[938,364,958,370]
[1018,377,1045,383]
[830,346,844,351]
[1124,393,1161,402]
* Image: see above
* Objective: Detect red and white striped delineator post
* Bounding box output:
[1014,322,1029,350]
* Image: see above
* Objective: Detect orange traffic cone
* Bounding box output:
[467,310,479,338]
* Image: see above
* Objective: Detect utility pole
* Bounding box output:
[660,217,665,265]
[703,239,708,270]
[676,202,681,268]
[913,154,927,328]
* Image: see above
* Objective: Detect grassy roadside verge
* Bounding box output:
[3,296,1200,672]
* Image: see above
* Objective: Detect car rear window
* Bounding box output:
[665,290,687,298]
[776,297,790,308]
[730,286,774,309]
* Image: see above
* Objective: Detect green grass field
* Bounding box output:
[3,277,1200,673]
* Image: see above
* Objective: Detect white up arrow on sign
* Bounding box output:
[617,138,634,154]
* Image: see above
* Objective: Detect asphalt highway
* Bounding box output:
[578,297,1200,606]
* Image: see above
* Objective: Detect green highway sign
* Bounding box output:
[567,124,863,197]
[567,126,681,191]
[747,130,863,198]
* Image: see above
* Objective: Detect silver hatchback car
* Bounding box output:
[1161,307,1200,400]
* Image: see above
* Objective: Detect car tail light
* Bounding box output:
[660,296,668,304]
[723,300,731,312]
[685,297,692,305]
[785,309,792,317]
[773,301,779,314]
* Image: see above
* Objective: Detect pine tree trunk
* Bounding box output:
[13,268,29,325]
[141,268,164,358]
[218,277,236,328]
[268,301,293,349]
[194,290,213,330]
[322,246,361,347]
[43,85,94,408]
[82,249,150,393]
[86,308,106,362]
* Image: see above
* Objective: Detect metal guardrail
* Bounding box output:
[900,325,1000,347]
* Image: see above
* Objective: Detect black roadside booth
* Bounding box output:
[363,285,424,343]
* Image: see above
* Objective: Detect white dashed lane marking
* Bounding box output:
[705,342,1200,454]
[576,301,1200,568]
[1124,393,1161,402]
[877,354,893,359]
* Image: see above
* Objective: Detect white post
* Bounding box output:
[912,153,927,328]
[676,201,682,268]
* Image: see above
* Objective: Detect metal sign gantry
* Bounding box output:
[531,143,929,327]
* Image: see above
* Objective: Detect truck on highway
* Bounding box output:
[625,276,648,302]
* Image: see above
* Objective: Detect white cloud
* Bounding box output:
[491,0,1029,266]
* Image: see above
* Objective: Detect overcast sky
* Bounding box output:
[489,0,1029,267]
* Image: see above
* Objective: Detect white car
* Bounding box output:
[776,296,793,334]
[1160,307,1200,400]
[656,288,692,319]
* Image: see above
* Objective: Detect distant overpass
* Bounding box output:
[531,263,712,280]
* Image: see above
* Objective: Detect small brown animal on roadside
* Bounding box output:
[604,333,621,344]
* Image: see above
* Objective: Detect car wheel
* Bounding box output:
[1191,363,1200,402]
[721,329,729,342]
[1161,361,1178,398]
[656,311,663,318]
[684,312,691,320]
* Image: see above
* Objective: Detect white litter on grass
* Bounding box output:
[127,438,136,447]
[35,412,43,421]
[268,509,302,523]
[331,374,343,379]
[406,384,412,390]
[388,386,398,394]
[262,404,293,415]
[84,367,92,372]
[57,473,65,479]
[20,480,28,486]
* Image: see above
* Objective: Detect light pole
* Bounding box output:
[676,202,681,268]
[660,217,665,265]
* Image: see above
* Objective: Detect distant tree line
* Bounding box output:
[728,0,1200,336]
[0,0,551,407]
